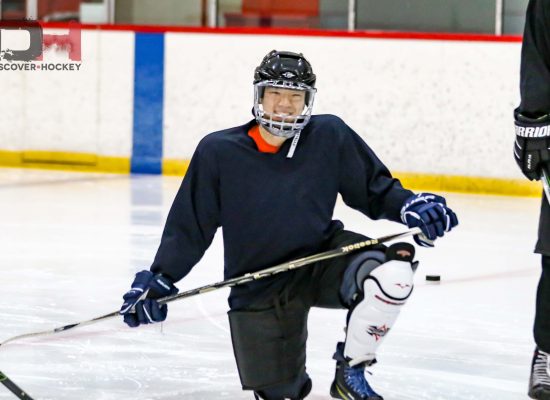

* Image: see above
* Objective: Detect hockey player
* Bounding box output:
[120,50,458,400]
[513,1,550,398]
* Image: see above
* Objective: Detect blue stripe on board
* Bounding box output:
[131,33,165,174]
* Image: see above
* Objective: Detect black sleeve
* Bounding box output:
[518,0,550,115]
[150,141,220,282]
[338,123,414,223]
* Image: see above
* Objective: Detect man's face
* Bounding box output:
[261,87,306,120]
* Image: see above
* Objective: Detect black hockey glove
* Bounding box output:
[120,270,179,328]
[514,111,550,181]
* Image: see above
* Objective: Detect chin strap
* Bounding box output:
[287,131,301,159]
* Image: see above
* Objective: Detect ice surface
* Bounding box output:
[0,169,543,399]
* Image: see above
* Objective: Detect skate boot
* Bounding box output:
[529,347,550,400]
[330,342,383,400]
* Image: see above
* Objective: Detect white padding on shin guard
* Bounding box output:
[344,260,414,366]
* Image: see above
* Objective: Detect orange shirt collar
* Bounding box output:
[248,124,280,154]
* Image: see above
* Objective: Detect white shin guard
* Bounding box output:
[343,259,414,366]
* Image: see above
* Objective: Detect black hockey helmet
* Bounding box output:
[253,50,316,87]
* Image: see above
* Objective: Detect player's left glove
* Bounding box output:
[120,270,179,328]
[514,111,550,181]
[400,193,458,247]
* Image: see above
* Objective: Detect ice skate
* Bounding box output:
[529,348,550,400]
[330,343,383,400]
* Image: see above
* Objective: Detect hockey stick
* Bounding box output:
[541,163,550,205]
[0,227,422,348]
[0,371,34,399]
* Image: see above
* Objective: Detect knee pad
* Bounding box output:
[342,242,416,366]
[340,249,386,306]
[253,375,312,400]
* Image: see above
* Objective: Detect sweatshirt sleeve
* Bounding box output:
[518,0,550,114]
[337,121,413,223]
[150,140,220,282]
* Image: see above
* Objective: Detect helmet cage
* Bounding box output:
[253,80,317,138]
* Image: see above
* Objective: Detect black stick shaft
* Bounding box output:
[158,227,422,305]
[0,227,421,347]
[0,371,34,400]
[542,164,550,206]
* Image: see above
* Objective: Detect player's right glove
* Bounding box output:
[400,193,458,247]
[514,111,550,181]
[120,270,179,328]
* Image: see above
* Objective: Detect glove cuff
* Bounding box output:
[147,274,179,299]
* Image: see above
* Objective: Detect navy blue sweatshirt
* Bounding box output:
[150,114,413,308]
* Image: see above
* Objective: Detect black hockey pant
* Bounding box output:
[535,255,550,352]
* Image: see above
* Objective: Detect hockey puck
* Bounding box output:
[425,275,441,282]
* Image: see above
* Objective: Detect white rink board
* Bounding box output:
[164,34,522,179]
[0,28,523,179]
[0,28,135,158]
[23,29,101,154]
[96,30,135,157]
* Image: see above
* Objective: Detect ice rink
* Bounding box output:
[0,168,544,400]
